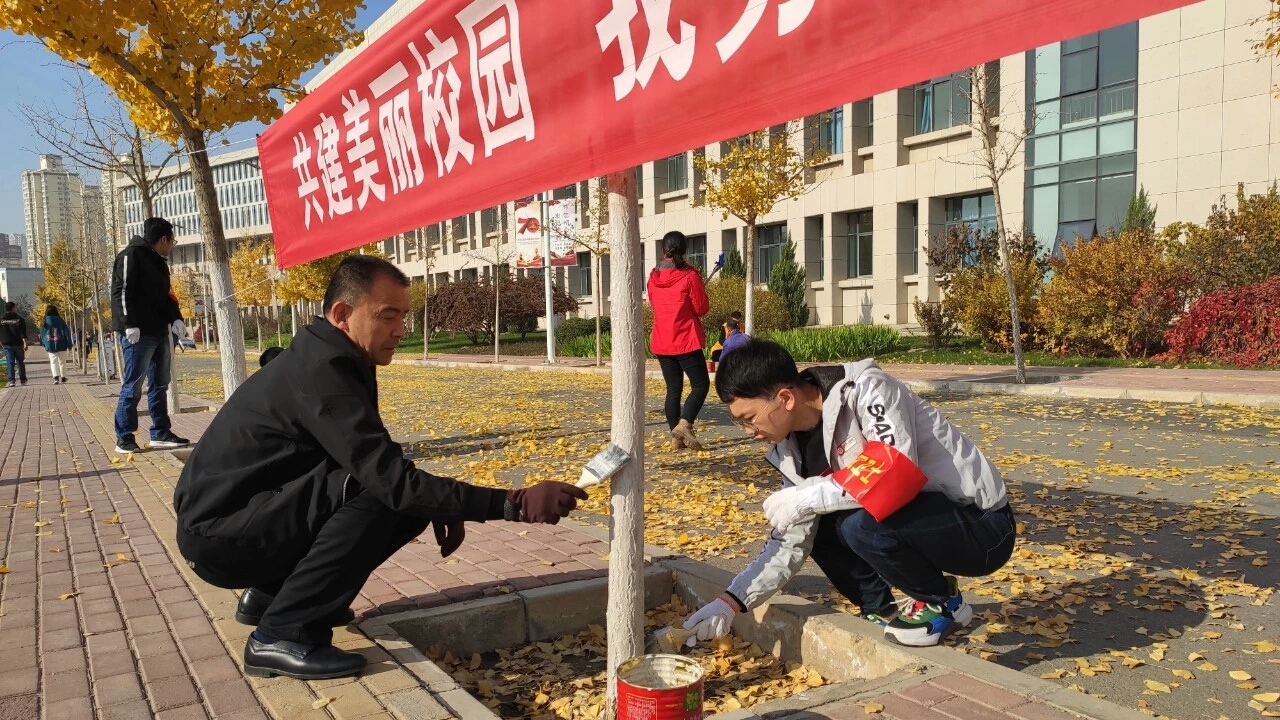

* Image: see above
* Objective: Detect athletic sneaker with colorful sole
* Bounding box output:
[883,576,973,647]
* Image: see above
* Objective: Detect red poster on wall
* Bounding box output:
[259,0,1194,268]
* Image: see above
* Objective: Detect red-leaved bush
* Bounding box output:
[1159,277,1280,367]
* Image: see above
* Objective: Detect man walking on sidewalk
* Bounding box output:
[0,301,30,385]
[174,256,589,681]
[110,217,189,453]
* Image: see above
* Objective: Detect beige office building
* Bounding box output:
[21,154,85,269]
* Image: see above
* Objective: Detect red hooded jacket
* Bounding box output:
[647,261,710,356]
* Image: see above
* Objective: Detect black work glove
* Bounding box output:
[432,519,465,558]
[504,482,589,524]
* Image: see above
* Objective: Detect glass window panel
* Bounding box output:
[1099,23,1138,86]
[1061,127,1097,161]
[1099,120,1135,155]
[1097,173,1136,234]
[1032,186,1060,256]
[914,84,933,134]
[1032,136,1060,166]
[1099,152,1136,176]
[951,75,971,126]
[961,195,980,221]
[1036,100,1061,132]
[1099,83,1136,120]
[1033,167,1060,186]
[1061,159,1097,182]
[1060,92,1097,128]
[858,231,874,277]
[980,194,996,218]
[1063,33,1098,53]
[1035,45,1061,102]
[1059,179,1097,221]
[1062,48,1098,95]
[933,79,952,131]
[1057,220,1097,252]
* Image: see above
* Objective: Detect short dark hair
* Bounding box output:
[725,318,740,331]
[714,339,801,403]
[45,305,59,317]
[729,311,743,320]
[322,255,410,314]
[143,217,174,245]
[662,231,687,263]
[259,346,284,366]
[4,302,14,312]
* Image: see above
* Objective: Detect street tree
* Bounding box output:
[278,244,385,321]
[2,0,365,398]
[17,73,179,231]
[1121,186,1158,235]
[412,225,445,359]
[948,62,1036,383]
[229,238,275,352]
[694,126,825,335]
[463,217,518,363]
[567,180,612,366]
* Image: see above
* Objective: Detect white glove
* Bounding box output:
[124,328,141,344]
[762,481,859,534]
[171,319,186,338]
[682,596,737,646]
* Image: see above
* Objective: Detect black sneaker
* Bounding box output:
[115,437,142,454]
[150,431,190,449]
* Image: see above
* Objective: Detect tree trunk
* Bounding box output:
[184,130,247,397]
[493,270,501,363]
[595,256,604,367]
[604,169,645,719]
[423,288,431,360]
[989,186,1026,384]
[744,220,757,336]
[133,134,156,219]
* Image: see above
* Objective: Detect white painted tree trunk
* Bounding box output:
[604,169,645,719]
[185,130,247,398]
[744,220,757,336]
[595,257,604,366]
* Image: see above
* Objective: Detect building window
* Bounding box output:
[914,72,971,134]
[685,234,707,274]
[846,211,873,279]
[576,252,592,297]
[813,106,844,155]
[664,153,688,192]
[910,203,920,275]
[755,223,786,284]
[945,193,997,238]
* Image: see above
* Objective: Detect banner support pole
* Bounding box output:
[542,192,555,364]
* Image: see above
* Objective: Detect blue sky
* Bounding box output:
[0,2,397,237]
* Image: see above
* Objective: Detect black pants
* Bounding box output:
[656,350,710,430]
[178,486,429,646]
[809,492,1016,612]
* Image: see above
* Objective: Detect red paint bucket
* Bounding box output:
[617,654,705,720]
[706,361,716,373]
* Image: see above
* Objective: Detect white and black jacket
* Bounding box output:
[725,360,1008,611]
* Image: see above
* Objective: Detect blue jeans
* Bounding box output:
[114,332,172,442]
[3,344,26,384]
[809,493,1017,611]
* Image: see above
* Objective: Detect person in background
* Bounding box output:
[102,332,117,380]
[0,301,30,386]
[710,310,744,364]
[110,216,189,454]
[40,305,73,383]
[259,346,284,367]
[717,318,751,362]
[647,231,711,451]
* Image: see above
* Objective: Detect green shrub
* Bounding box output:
[555,316,610,344]
[763,325,901,363]
[562,332,610,358]
[912,299,958,349]
[768,239,809,328]
[721,247,745,279]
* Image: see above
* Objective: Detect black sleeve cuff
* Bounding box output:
[461,487,510,523]
[723,590,748,614]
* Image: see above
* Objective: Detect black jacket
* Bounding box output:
[110,236,181,335]
[173,318,508,548]
[0,312,29,346]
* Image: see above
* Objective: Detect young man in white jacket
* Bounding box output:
[684,340,1016,647]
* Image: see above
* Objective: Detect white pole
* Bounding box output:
[542,193,555,364]
[201,271,211,352]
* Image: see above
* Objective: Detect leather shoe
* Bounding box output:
[234,588,356,627]
[242,635,367,680]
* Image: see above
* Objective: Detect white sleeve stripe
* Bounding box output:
[120,256,128,319]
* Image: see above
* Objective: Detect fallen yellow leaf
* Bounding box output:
[864,701,885,714]
[1144,679,1171,694]
[116,553,129,562]
[1254,693,1280,703]
[1231,671,1254,681]
[1172,669,1194,680]
[311,697,334,709]
[0,565,7,574]
[1199,662,1218,672]
[59,593,79,601]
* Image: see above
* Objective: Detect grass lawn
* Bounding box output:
[877,335,1250,370]
[395,330,549,356]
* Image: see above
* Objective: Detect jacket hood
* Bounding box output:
[127,235,149,249]
[649,261,696,288]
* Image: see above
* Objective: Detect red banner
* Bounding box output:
[260,0,1193,268]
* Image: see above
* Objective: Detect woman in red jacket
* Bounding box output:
[648,231,711,451]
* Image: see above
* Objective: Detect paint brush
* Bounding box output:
[644,625,696,654]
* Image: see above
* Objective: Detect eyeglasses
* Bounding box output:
[731,394,783,433]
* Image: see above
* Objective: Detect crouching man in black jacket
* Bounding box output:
[174,256,588,681]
